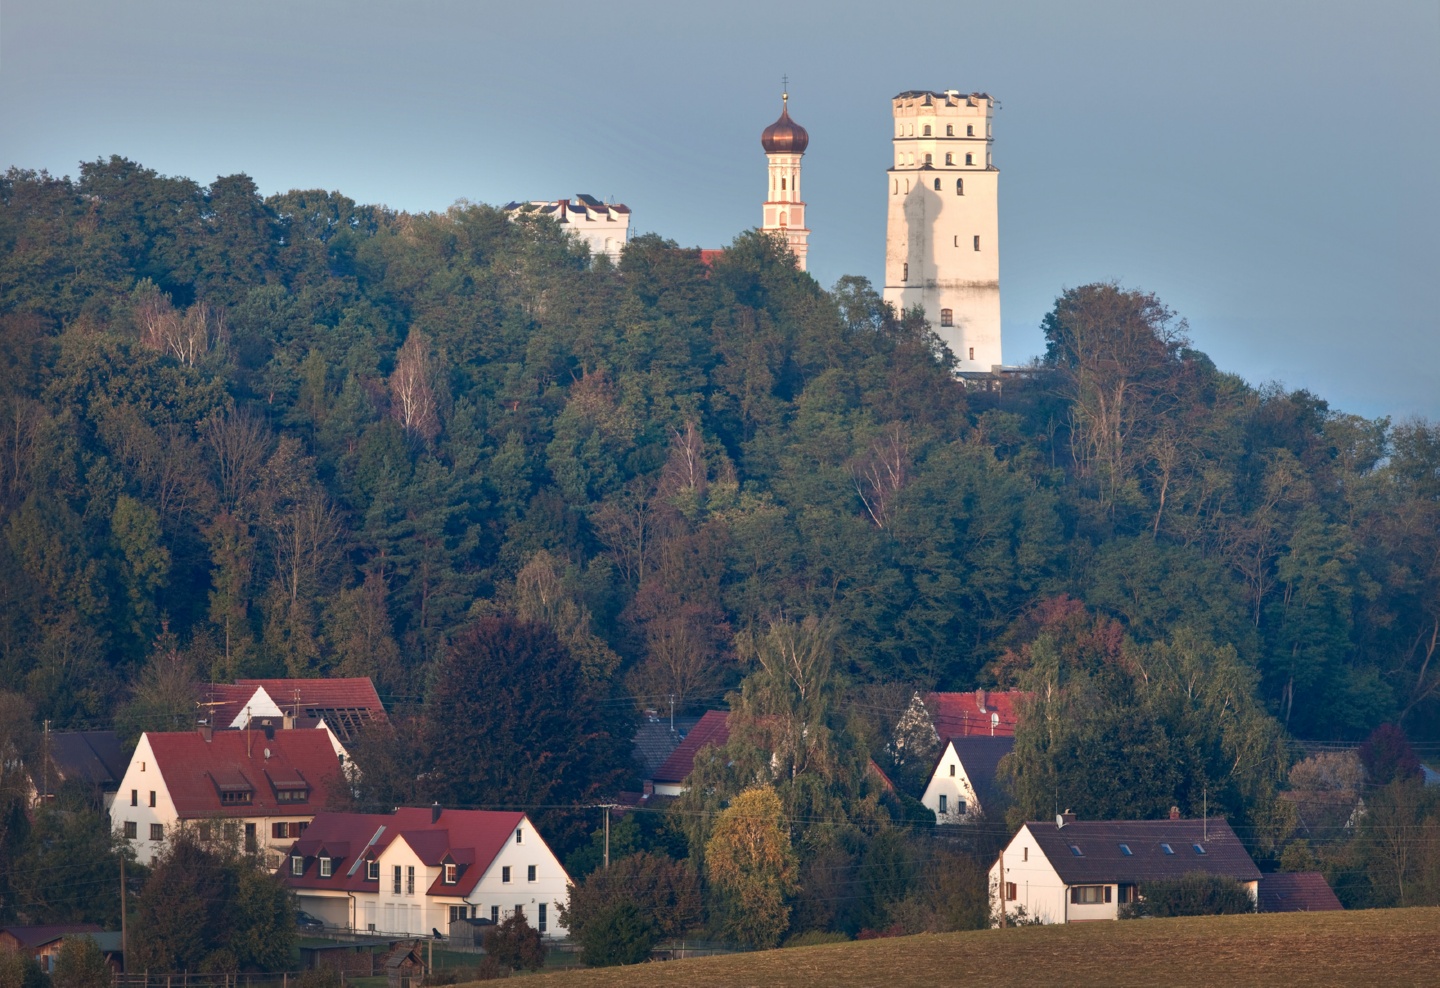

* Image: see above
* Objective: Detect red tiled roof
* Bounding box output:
[198,683,261,728]
[1258,872,1343,912]
[236,678,384,713]
[281,808,531,898]
[200,679,386,741]
[929,690,1031,739]
[652,710,730,784]
[146,728,342,819]
[698,249,725,267]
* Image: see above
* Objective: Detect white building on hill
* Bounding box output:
[504,195,631,262]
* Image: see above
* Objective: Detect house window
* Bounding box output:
[957,801,967,814]
[924,153,932,165]
[1022,847,1028,862]
[224,822,239,842]
[149,791,156,807]
[902,262,909,281]
[946,124,954,136]
[1119,844,1133,855]
[956,179,963,195]
[941,309,954,327]
[1071,885,1111,905]
[1193,844,1207,855]
[514,905,524,920]
[124,821,137,839]
[444,863,457,885]
[1069,845,1083,857]
[933,178,941,190]
[923,125,932,136]
[319,856,333,878]
[538,903,547,934]
[939,795,948,814]
[406,866,415,894]
[515,828,523,845]
[273,822,289,839]
[131,790,137,806]
[528,865,536,882]
[1005,882,1017,901]
[490,906,499,924]
[502,866,512,884]
[968,347,975,361]
[276,787,308,803]
[292,855,304,876]
[150,823,164,841]
[1160,844,1174,855]
[448,906,466,923]
[967,124,974,136]
[965,153,974,165]
[245,823,256,852]
[1118,884,1138,903]
[974,235,981,251]
[367,860,379,881]
[394,865,403,894]
[945,153,953,165]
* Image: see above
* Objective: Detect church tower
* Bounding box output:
[761,91,810,271]
[883,90,1001,372]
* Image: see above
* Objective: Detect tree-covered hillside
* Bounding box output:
[1,158,1437,745]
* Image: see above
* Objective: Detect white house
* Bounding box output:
[920,736,1012,823]
[503,195,631,263]
[990,812,1261,924]
[110,727,342,866]
[282,807,571,939]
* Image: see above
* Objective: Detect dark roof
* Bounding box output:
[46,731,125,790]
[632,720,684,778]
[1258,872,1343,912]
[282,808,534,898]
[761,98,809,154]
[1023,818,1260,885]
[893,90,993,102]
[652,710,729,784]
[929,690,1030,739]
[0,925,103,949]
[942,736,1013,815]
[145,728,341,819]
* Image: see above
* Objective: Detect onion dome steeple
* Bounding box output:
[761,92,809,154]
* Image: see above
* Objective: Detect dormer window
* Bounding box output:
[366,859,379,881]
[291,855,304,876]
[276,786,309,803]
[220,789,252,805]
[444,863,457,885]
[319,856,333,878]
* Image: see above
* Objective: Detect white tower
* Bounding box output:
[883,90,1001,372]
[760,91,810,271]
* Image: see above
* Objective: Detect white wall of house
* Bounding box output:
[921,741,982,824]
[460,818,570,937]
[989,824,1069,924]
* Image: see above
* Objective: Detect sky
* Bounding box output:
[4,0,1437,420]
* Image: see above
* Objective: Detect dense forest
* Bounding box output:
[1,157,1439,941]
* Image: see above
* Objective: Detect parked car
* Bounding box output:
[296,910,325,930]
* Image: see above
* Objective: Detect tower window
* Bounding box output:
[923,124,931,136]
[934,178,941,190]
[946,124,954,136]
[945,153,953,165]
[968,347,975,360]
[956,179,963,195]
[965,153,974,165]
[967,124,974,136]
[893,179,898,195]
[902,262,909,281]
[781,177,786,191]
[779,212,788,227]
[974,235,981,250]
[924,153,932,165]
[941,309,953,327]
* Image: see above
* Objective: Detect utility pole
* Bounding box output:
[599,805,618,870]
[668,695,675,734]
[120,855,127,968]
[997,850,1007,928]
[42,719,50,800]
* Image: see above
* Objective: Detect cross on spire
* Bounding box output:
[783,74,789,102]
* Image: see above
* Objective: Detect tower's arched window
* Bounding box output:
[923,125,932,136]
[933,178,941,191]
[940,308,954,327]
[781,177,786,191]
[956,179,964,195]
[967,124,974,136]
[965,153,974,165]
[945,153,953,165]
[924,153,932,165]
[946,125,954,136]
[902,262,909,281]
[893,179,898,195]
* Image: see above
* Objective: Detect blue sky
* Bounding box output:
[4,0,1437,419]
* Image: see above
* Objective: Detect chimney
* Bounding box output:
[263,724,275,741]
[1057,809,1076,828]
[199,725,213,742]
[976,689,987,713]
[432,802,442,824]
[1170,806,1181,820]
[557,199,567,221]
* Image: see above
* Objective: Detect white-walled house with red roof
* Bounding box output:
[110,727,342,866]
[198,677,387,764]
[282,808,571,939]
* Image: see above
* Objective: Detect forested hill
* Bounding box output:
[1,156,1437,750]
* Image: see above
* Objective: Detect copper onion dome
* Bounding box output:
[761,95,809,154]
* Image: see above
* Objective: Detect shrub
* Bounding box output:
[578,900,656,967]
[482,913,545,972]
[1127,873,1254,917]
[783,930,850,947]
[53,937,110,988]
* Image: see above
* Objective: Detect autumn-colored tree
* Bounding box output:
[704,785,798,948]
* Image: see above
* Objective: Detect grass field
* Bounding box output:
[505,907,1440,987]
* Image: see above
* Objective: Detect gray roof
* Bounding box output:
[632,720,684,779]
[45,732,125,791]
[944,736,1013,817]
[1024,817,1260,885]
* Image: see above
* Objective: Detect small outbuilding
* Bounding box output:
[1258,872,1343,912]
